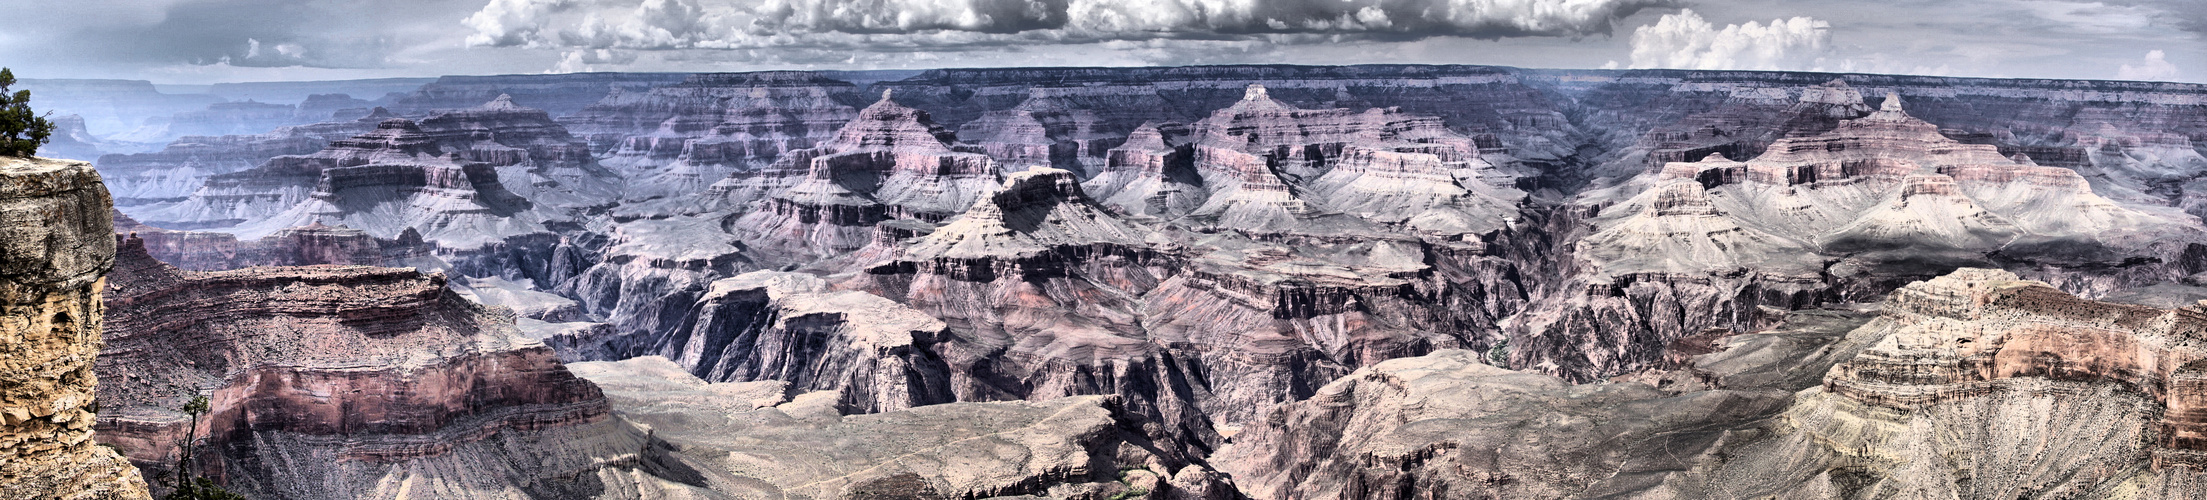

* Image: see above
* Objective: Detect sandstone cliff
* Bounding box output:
[0,156,150,499]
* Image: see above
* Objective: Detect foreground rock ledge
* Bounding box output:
[0,156,151,499]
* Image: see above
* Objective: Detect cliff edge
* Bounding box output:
[0,156,151,499]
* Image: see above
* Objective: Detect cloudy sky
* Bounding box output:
[0,0,2199,84]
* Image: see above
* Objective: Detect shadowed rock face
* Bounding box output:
[0,156,151,499]
[93,236,636,498]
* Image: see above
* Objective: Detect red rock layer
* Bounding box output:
[95,236,610,489]
[1820,268,2207,465]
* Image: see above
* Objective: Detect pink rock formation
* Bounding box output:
[96,236,627,497]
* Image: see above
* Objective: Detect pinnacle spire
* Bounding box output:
[1881,92,1904,112]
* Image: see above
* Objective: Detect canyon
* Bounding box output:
[23,64,2207,498]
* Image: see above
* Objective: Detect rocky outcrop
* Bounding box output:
[557,215,757,346]
[133,115,563,281]
[1515,93,2206,382]
[113,211,426,271]
[37,115,112,162]
[1215,349,1796,499]
[1082,122,1205,218]
[570,72,862,200]
[569,356,1234,499]
[593,272,954,414]
[1178,84,1526,236]
[1221,269,2207,499]
[957,87,1124,176]
[0,157,151,499]
[93,236,650,498]
[716,91,1001,264]
[416,95,621,210]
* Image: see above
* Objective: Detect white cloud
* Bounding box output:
[1626,9,1829,71]
[2117,49,2180,81]
[463,0,1674,59]
[464,0,575,47]
[551,47,639,72]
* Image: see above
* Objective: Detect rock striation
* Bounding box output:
[94,236,651,498]
[416,94,622,210]
[715,91,1001,264]
[0,157,151,499]
[569,72,862,200]
[1514,93,2205,381]
[97,108,393,208]
[1220,269,2207,499]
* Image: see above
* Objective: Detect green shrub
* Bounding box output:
[0,68,54,158]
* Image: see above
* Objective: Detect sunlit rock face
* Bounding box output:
[1514,93,2207,382]
[0,157,152,500]
[1172,84,1526,236]
[93,237,644,499]
[710,91,1002,265]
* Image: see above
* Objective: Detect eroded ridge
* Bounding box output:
[1824,268,2207,465]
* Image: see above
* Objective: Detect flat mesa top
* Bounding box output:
[0,155,86,175]
[0,155,99,199]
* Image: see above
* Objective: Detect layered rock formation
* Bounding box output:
[0,157,150,499]
[956,87,1123,176]
[1161,84,1525,235]
[94,236,644,498]
[567,72,862,200]
[716,91,1001,264]
[1515,93,2205,381]
[1223,269,2207,498]
[51,64,2207,499]
[97,108,392,207]
[569,356,1235,499]
[1081,122,1203,218]
[415,95,621,210]
[557,215,757,346]
[114,212,421,271]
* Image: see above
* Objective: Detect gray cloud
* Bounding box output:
[464,0,1675,54]
[30,0,482,72]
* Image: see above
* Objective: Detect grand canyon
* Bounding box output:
[6,60,2207,499]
